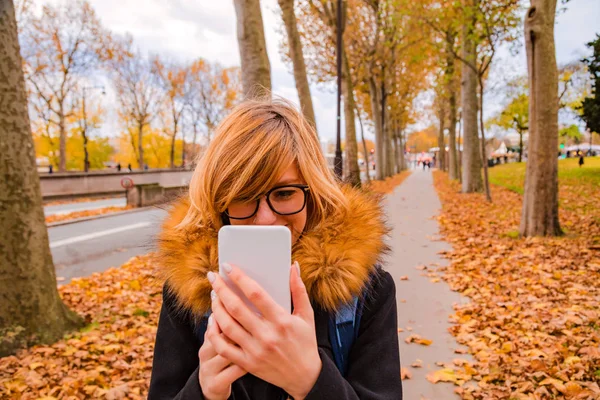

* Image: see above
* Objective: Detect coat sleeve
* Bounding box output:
[148,285,206,400]
[305,271,403,400]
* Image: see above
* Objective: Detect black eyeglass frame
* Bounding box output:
[225,184,311,220]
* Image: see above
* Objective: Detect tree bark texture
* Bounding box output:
[137,120,144,169]
[518,129,523,162]
[369,77,384,180]
[437,104,446,172]
[356,107,371,184]
[381,89,393,178]
[478,80,492,201]
[398,130,406,172]
[341,52,360,187]
[460,21,483,193]
[277,0,317,131]
[446,44,459,180]
[520,0,562,237]
[58,110,66,172]
[234,0,272,98]
[385,110,394,177]
[0,0,83,356]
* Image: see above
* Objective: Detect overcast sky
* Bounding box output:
[42,0,600,141]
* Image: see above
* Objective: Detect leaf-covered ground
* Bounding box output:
[44,196,121,207]
[0,257,162,399]
[46,206,132,224]
[432,169,600,399]
[0,173,410,399]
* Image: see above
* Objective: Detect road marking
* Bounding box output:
[50,222,152,248]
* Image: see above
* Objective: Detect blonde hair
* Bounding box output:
[179,98,349,232]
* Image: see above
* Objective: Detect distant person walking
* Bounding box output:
[117,163,122,172]
[579,153,584,167]
[48,164,53,174]
[127,163,132,172]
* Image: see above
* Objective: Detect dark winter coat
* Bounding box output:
[148,186,403,399]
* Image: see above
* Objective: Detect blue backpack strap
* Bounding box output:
[329,296,363,377]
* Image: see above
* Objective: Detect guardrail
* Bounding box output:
[40,169,194,200]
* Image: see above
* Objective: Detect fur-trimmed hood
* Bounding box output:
[155,186,389,316]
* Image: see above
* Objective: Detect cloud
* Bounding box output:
[39,0,598,141]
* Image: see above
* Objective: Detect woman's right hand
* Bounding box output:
[199,316,247,400]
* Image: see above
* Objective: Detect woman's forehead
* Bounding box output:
[276,164,302,184]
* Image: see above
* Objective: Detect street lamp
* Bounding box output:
[81,85,105,173]
[334,0,344,179]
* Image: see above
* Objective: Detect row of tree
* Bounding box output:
[245,0,583,238]
[18,0,242,172]
[0,0,596,356]
[487,41,598,163]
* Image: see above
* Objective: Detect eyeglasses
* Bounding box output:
[225,184,310,220]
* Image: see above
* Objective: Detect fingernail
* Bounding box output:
[208,315,213,327]
[222,263,233,274]
[210,290,217,301]
[294,261,301,277]
[207,271,216,283]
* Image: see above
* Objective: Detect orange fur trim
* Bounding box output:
[155,186,389,315]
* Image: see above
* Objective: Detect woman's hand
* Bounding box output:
[207,262,322,400]
[198,316,247,400]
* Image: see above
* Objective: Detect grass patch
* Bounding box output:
[489,157,600,195]
[133,308,150,317]
[501,230,520,239]
[489,157,600,220]
[80,321,100,333]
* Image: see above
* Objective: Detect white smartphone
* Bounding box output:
[218,225,292,313]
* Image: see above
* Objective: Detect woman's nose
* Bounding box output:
[253,197,277,225]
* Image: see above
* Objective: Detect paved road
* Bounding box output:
[44,197,127,216]
[384,169,473,399]
[49,207,167,285]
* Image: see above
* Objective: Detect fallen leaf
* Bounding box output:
[401,367,412,380]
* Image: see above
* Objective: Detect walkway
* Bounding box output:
[385,169,473,399]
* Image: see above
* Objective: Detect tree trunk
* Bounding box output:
[381,87,394,178]
[385,111,394,177]
[82,94,89,172]
[460,22,483,193]
[478,80,492,201]
[519,129,523,162]
[458,112,463,184]
[82,129,89,172]
[170,130,176,169]
[520,0,562,237]
[58,109,66,172]
[137,120,144,170]
[341,52,360,187]
[398,129,406,171]
[277,0,317,131]
[181,132,186,167]
[356,106,371,184]
[0,0,83,357]
[191,124,199,162]
[393,128,400,174]
[437,104,446,172]
[446,43,459,179]
[368,77,384,180]
[380,85,388,178]
[233,0,271,98]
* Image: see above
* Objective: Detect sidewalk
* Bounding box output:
[384,169,473,399]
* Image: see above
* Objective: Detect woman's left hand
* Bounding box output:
[207,262,321,400]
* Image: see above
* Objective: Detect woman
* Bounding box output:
[149,99,402,399]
